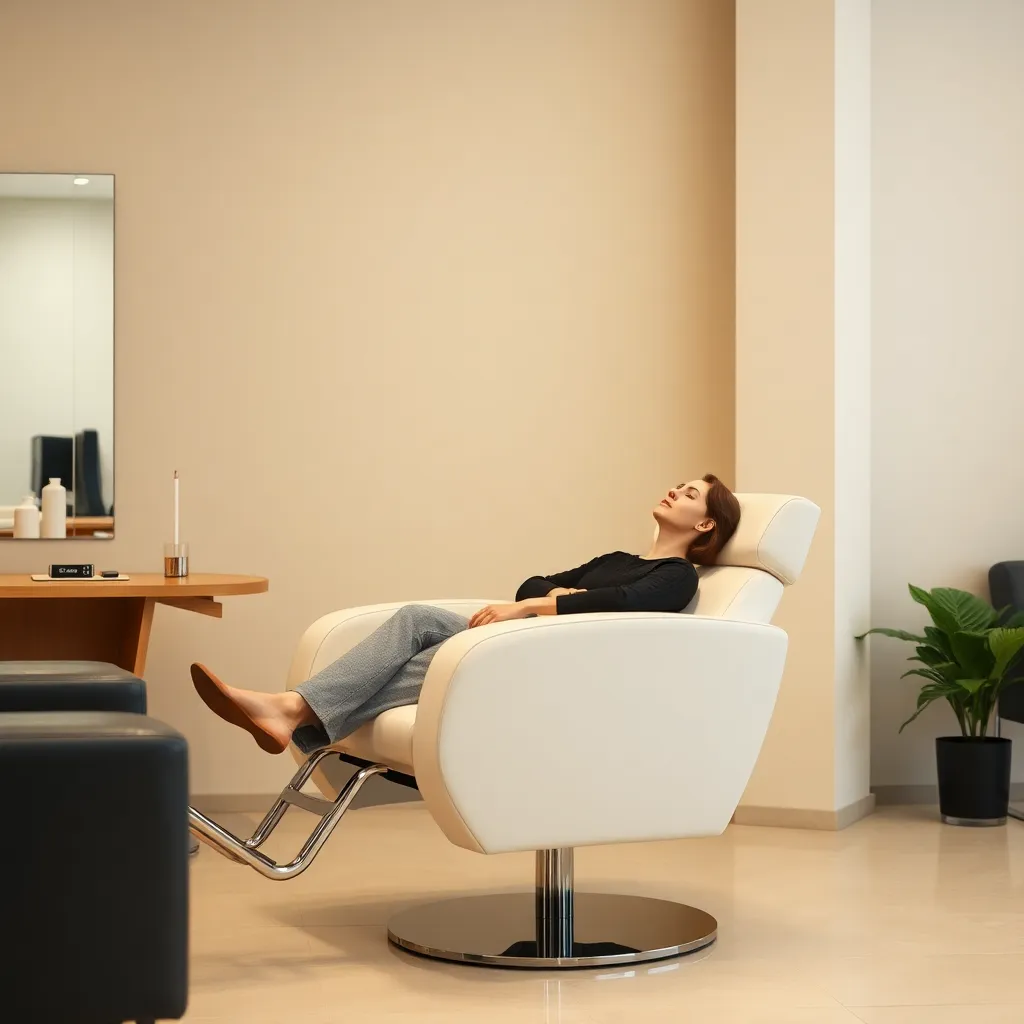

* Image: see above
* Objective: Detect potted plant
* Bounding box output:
[861,585,1024,825]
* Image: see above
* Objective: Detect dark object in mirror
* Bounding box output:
[75,430,106,516]
[31,435,72,507]
[30,431,107,516]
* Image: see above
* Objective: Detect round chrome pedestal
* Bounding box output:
[387,892,717,969]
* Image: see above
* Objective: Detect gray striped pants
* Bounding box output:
[291,604,469,755]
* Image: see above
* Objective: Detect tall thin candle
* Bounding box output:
[173,470,179,547]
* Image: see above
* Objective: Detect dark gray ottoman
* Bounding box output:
[0,659,146,714]
[0,711,189,1023]
[0,660,201,861]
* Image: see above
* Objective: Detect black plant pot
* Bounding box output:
[935,736,1011,826]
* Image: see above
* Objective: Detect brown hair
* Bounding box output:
[686,474,741,566]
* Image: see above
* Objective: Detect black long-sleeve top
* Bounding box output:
[515,551,698,615]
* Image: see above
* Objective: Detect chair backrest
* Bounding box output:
[989,561,1024,723]
[656,493,820,623]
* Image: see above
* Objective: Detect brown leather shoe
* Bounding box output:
[190,663,287,754]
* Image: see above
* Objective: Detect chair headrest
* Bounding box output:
[718,494,820,584]
[655,493,820,585]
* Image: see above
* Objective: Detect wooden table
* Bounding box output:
[0,574,269,675]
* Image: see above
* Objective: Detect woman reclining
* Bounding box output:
[191,474,740,755]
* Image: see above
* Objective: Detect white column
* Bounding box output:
[734,0,872,826]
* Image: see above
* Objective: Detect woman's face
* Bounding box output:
[653,478,714,533]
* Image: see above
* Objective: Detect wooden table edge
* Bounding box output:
[0,574,269,599]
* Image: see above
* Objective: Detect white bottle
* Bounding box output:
[13,494,41,539]
[41,478,67,539]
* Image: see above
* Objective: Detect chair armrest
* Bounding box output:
[412,612,788,855]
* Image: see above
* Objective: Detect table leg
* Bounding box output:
[131,599,156,676]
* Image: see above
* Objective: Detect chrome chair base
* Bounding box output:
[188,758,719,969]
[388,891,717,969]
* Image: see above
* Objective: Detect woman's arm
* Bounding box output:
[514,555,609,602]
[552,561,698,615]
[472,562,697,628]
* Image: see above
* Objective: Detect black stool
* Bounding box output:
[0,711,189,1023]
[0,659,201,855]
[0,659,147,713]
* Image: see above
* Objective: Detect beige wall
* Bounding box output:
[735,0,871,821]
[0,0,735,797]
[871,0,1024,785]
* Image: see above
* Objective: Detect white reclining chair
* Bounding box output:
[189,493,819,969]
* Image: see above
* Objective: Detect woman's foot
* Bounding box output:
[190,664,312,754]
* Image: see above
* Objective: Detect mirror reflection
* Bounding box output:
[0,172,114,539]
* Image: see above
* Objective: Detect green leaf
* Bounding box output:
[954,678,987,696]
[940,588,998,630]
[924,626,954,661]
[900,681,974,734]
[989,627,1024,681]
[901,667,961,689]
[913,645,948,668]
[900,684,953,730]
[935,661,964,683]
[917,679,965,703]
[856,627,926,643]
[994,607,1024,628]
[899,707,927,732]
[912,587,997,635]
[950,631,995,679]
[901,667,942,685]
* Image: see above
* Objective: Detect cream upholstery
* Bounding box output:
[714,494,819,585]
[287,493,819,855]
[679,494,819,621]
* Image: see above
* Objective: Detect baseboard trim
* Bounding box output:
[873,782,1024,805]
[836,793,877,829]
[732,793,876,831]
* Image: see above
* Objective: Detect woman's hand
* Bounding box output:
[468,602,532,628]
[547,588,587,597]
[469,593,571,628]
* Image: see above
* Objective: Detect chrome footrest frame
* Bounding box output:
[188,749,387,880]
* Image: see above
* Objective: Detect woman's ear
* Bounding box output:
[696,518,715,534]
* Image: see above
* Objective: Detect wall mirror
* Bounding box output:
[0,173,114,539]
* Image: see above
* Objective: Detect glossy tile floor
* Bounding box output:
[186,803,1024,1023]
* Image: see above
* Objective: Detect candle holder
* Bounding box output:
[164,542,189,578]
